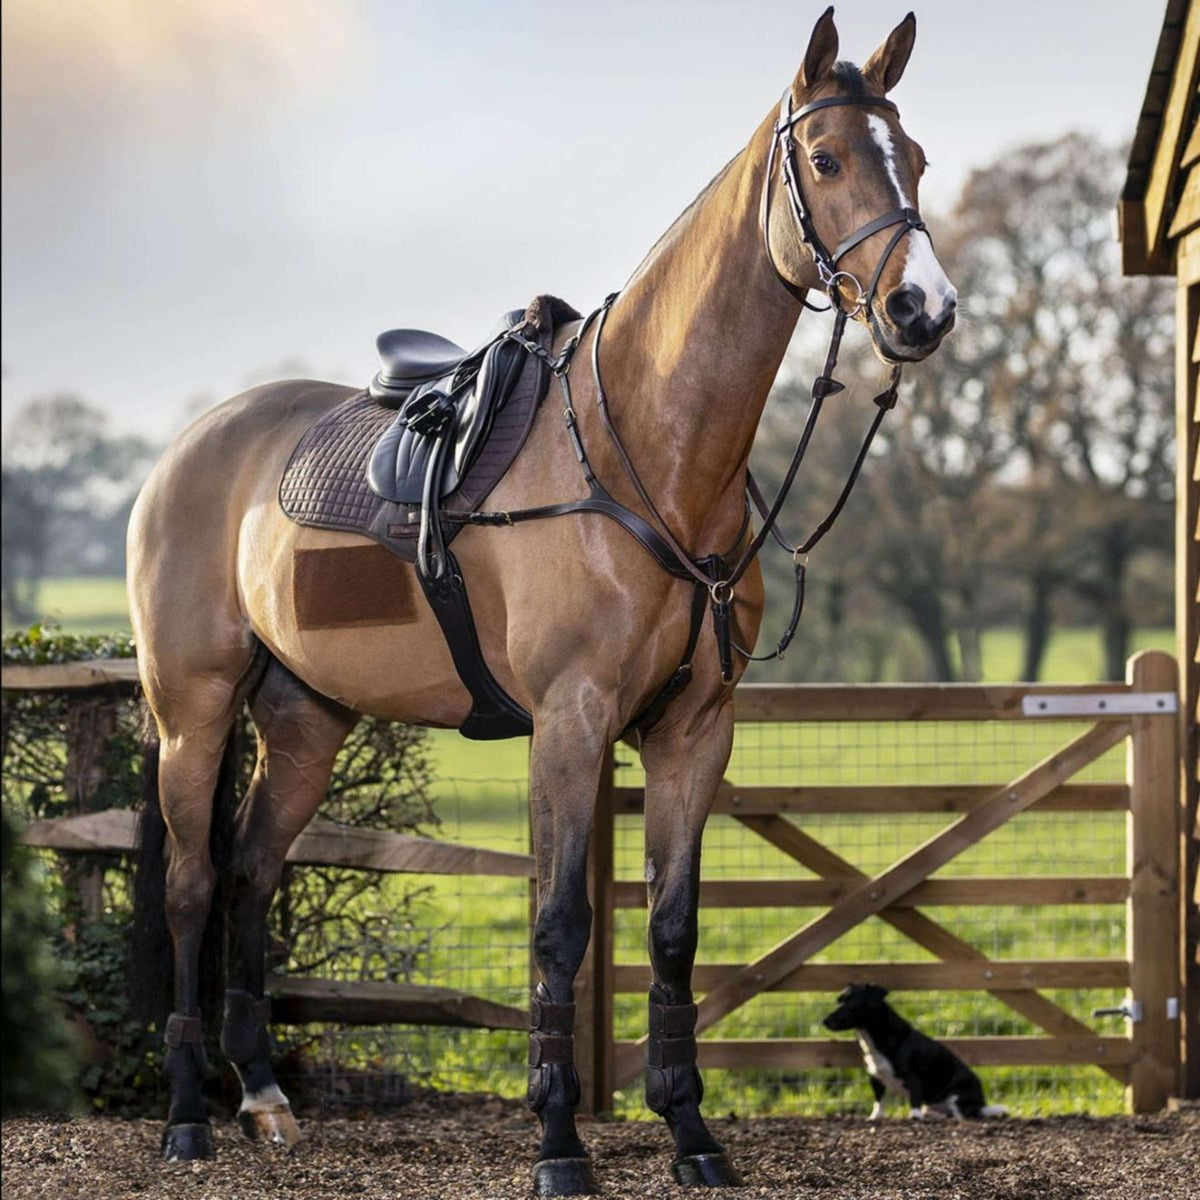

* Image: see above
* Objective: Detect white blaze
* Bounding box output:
[865,114,956,320]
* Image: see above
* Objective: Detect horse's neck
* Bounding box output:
[594,114,802,551]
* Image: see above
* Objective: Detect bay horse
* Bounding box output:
[128,7,954,1192]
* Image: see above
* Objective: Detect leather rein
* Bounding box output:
[448,86,927,697]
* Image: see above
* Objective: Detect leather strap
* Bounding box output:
[529,984,575,1067]
[164,1013,203,1047]
[781,94,899,125]
[647,992,699,1070]
[530,994,576,1036]
[648,1001,698,1037]
[415,551,533,739]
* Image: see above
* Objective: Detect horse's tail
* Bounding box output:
[129,712,241,1036]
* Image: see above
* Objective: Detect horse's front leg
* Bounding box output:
[640,696,743,1188]
[526,707,611,1197]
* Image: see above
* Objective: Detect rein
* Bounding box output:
[453,85,927,696]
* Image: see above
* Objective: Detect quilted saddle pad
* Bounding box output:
[278,299,569,562]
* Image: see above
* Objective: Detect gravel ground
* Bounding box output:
[3,1097,1197,1200]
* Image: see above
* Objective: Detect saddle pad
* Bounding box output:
[278,305,563,561]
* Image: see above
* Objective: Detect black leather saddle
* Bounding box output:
[367,310,527,505]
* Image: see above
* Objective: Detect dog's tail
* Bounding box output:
[979,1104,1009,1118]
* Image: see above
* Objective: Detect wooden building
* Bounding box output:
[1119,0,1200,1100]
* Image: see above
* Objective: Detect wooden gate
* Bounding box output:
[577,651,1183,1115]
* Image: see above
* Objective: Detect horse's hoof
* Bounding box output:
[161,1123,214,1162]
[238,1103,303,1149]
[532,1156,599,1196]
[671,1152,744,1188]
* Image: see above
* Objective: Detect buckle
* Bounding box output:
[403,390,456,437]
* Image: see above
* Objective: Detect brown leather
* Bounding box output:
[278,298,561,563]
[292,545,418,630]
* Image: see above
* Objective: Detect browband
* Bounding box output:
[777,94,899,131]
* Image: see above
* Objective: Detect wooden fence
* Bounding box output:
[579,651,1187,1116]
[2,652,1189,1114]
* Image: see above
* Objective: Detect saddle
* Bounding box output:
[367,310,527,504]
[279,295,581,740]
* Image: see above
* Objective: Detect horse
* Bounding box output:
[127,7,955,1192]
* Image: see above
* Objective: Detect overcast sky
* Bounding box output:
[1,0,1165,440]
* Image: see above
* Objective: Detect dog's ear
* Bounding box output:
[866,984,889,1002]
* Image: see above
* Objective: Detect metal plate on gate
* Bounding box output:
[1020,692,1178,717]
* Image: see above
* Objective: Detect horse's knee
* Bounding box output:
[533,888,593,987]
[648,880,699,992]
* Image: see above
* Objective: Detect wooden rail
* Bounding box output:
[266,976,527,1030]
[18,809,534,879]
[612,1036,1136,1070]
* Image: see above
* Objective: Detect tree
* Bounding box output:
[1,396,156,624]
[941,134,1174,679]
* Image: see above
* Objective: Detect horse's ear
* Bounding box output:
[862,12,916,93]
[797,6,839,93]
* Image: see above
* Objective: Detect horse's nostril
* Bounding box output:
[886,285,925,328]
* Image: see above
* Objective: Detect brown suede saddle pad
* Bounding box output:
[278,296,575,561]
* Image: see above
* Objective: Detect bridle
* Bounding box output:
[761,88,927,323]
[449,82,937,710]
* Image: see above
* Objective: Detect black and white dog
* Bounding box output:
[823,983,1008,1120]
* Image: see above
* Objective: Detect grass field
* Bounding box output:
[9,577,1171,1118]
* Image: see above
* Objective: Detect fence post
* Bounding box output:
[574,746,615,1115]
[1127,650,1182,1112]
[63,690,119,925]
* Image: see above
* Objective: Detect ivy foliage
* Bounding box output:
[1,806,79,1114]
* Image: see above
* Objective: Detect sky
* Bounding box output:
[1,0,1166,441]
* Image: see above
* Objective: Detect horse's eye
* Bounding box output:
[810,152,839,177]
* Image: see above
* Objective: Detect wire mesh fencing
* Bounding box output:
[611,716,1130,1117]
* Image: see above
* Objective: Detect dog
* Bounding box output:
[822,983,1008,1120]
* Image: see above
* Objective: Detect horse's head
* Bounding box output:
[765,7,955,363]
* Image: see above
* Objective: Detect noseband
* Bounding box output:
[761,88,927,320]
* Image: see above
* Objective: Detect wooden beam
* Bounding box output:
[1126,652,1182,1113]
[18,809,535,878]
[611,783,1130,817]
[732,682,1133,723]
[265,975,527,1030]
[610,876,1130,910]
[287,821,533,877]
[1144,0,1200,260]
[691,720,1131,1038]
[609,1037,1133,1072]
[1,659,141,692]
[612,959,1132,994]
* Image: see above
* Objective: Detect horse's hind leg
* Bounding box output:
[223,659,356,1146]
[640,698,743,1188]
[526,706,612,1197]
[154,684,247,1162]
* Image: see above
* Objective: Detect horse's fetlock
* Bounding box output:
[645,1063,703,1115]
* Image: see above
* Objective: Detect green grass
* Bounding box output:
[14,577,1168,1116]
[5,576,132,635]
